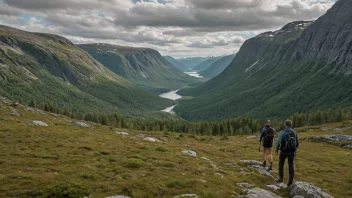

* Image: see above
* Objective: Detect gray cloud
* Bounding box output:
[0,0,335,57]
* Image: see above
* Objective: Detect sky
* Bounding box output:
[0,0,336,58]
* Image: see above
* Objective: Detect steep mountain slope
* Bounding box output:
[79,44,199,94]
[163,56,189,72]
[200,54,235,78]
[0,25,173,116]
[176,57,208,70]
[192,56,223,72]
[176,0,352,121]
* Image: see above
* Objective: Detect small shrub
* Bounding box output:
[31,183,89,198]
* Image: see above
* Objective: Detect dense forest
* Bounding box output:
[26,101,352,137]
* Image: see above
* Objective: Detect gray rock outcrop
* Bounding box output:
[312,135,352,142]
[115,132,129,135]
[174,194,198,198]
[28,120,48,126]
[74,122,90,127]
[143,137,162,143]
[290,181,333,198]
[182,150,197,157]
[343,145,352,149]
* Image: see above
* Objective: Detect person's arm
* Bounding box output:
[260,128,264,143]
[276,130,284,153]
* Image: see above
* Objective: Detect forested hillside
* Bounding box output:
[79,44,200,94]
[0,25,174,117]
[176,0,352,121]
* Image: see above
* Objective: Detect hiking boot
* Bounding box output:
[287,183,293,189]
[267,166,272,171]
[275,178,283,183]
[262,161,266,167]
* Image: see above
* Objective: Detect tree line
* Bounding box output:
[28,101,352,136]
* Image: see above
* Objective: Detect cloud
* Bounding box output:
[0,0,336,57]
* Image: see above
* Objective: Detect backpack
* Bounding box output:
[282,129,297,152]
[264,127,275,144]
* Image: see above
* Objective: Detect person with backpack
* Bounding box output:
[275,119,299,187]
[259,120,275,171]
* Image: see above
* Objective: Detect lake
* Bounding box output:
[184,72,203,78]
[159,89,182,113]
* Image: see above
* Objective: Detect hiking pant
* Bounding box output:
[279,151,295,184]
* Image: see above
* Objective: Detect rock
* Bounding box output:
[293,196,304,198]
[321,127,330,131]
[183,144,190,147]
[334,126,352,131]
[47,112,60,117]
[290,181,333,198]
[182,150,197,157]
[200,157,210,161]
[240,160,263,166]
[174,194,198,198]
[74,122,90,127]
[28,121,48,127]
[143,137,162,143]
[218,169,227,174]
[249,165,274,178]
[224,162,239,167]
[343,145,352,149]
[26,107,42,112]
[266,183,287,191]
[241,171,250,176]
[106,196,131,198]
[115,132,129,135]
[238,188,282,198]
[247,136,257,139]
[198,179,207,184]
[312,135,352,142]
[10,109,20,117]
[236,183,254,189]
[209,163,218,169]
[160,137,168,142]
[214,173,224,178]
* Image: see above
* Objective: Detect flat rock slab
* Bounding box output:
[116,132,129,135]
[266,183,287,191]
[74,122,90,127]
[182,150,197,157]
[143,137,162,143]
[240,160,263,166]
[311,135,352,142]
[174,194,198,198]
[249,165,274,178]
[238,188,282,198]
[28,121,48,127]
[343,145,352,149]
[290,181,333,198]
[200,157,210,161]
[334,126,352,131]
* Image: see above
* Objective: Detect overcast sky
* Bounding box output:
[0,0,336,58]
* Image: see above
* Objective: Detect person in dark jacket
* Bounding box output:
[260,120,275,171]
[275,119,299,187]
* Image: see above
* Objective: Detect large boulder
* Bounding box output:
[28,120,48,127]
[312,135,352,142]
[238,188,282,198]
[240,160,262,166]
[290,181,333,198]
[182,150,197,157]
[115,132,129,135]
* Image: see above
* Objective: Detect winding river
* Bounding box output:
[159,89,182,114]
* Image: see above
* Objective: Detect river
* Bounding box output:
[159,89,182,114]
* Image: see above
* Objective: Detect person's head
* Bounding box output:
[265,120,271,127]
[285,119,292,128]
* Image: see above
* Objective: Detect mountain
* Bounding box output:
[163,56,189,72]
[175,0,352,121]
[78,44,199,94]
[192,56,223,72]
[199,54,235,78]
[0,25,174,117]
[176,57,209,70]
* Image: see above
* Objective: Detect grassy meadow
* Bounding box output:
[0,100,351,198]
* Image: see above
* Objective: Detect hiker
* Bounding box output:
[275,119,299,187]
[259,120,275,171]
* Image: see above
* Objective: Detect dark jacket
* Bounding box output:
[275,128,299,153]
